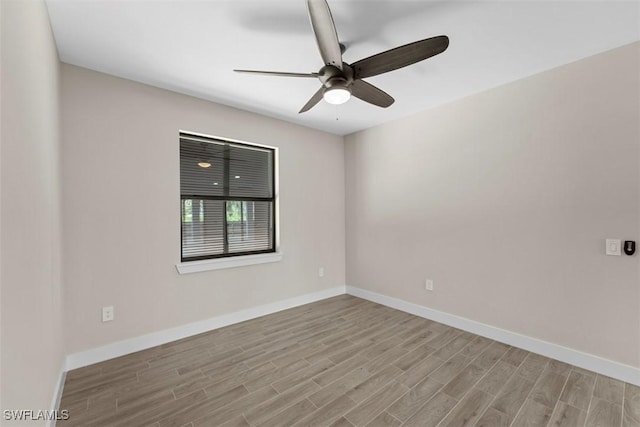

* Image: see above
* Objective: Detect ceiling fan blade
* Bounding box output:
[299,87,325,113]
[350,80,394,108]
[234,69,319,78]
[306,0,343,70]
[352,35,449,79]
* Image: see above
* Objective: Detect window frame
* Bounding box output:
[179,131,278,264]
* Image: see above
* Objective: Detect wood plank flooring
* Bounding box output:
[58,295,640,427]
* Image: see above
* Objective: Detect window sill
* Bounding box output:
[176,252,283,274]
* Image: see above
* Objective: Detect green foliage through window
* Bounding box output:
[182,199,204,223]
[226,201,246,223]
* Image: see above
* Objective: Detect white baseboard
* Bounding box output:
[64,284,640,387]
[66,286,345,370]
[48,364,66,427]
[346,286,640,386]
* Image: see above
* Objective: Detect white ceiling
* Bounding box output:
[46,1,639,135]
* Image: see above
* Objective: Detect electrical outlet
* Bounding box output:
[318,267,325,278]
[102,306,114,322]
[425,279,434,291]
[606,239,622,256]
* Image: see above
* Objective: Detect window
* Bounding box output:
[180,133,275,262]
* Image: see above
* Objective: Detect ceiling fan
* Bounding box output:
[234,0,449,113]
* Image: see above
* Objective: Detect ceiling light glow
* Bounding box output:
[198,161,212,168]
[323,87,350,105]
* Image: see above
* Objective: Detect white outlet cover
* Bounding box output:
[102,306,114,322]
[425,279,434,291]
[606,239,622,256]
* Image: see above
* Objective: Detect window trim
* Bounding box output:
[175,251,283,274]
[178,130,279,264]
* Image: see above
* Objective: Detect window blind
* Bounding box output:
[180,133,275,261]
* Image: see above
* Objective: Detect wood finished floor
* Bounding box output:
[59,295,640,427]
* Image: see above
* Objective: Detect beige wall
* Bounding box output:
[345,43,640,368]
[61,65,345,353]
[1,0,64,423]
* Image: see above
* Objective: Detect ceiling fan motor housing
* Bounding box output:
[318,64,354,87]
[325,76,350,90]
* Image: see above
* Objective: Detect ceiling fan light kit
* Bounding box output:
[324,87,350,105]
[235,0,449,113]
[323,79,351,105]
